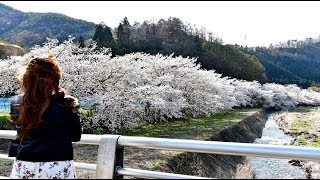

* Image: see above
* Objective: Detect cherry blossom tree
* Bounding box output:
[1,37,320,132]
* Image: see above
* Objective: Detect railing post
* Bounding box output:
[114,146,124,179]
[96,135,121,179]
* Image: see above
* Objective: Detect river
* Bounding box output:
[250,113,306,179]
[0,97,92,113]
[0,98,10,113]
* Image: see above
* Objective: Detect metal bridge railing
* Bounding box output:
[1,130,320,179]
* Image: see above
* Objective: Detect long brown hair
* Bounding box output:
[16,54,76,140]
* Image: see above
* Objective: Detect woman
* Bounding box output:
[8,54,82,179]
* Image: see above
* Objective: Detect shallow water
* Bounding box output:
[250,114,306,179]
[0,98,10,113]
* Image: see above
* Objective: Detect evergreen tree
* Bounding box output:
[92,23,105,47]
[102,26,113,47]
[116,17,132,55]
[78,35,85,48]
[92,23,114,48]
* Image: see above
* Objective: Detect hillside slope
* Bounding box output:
[0,41,25,59]
[0,3,95,47]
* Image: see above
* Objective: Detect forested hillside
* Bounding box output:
[0,3,95,47]
[91,17,268,83]
[0,2,268,83]
[3,2,320,88]
[240,38,320,88]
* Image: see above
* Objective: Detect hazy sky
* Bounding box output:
[1,1,320,47]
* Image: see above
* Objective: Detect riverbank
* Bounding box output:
[73,108,269,179]
[73,107,263,179]
[273,106,320,179]
[1,106,318,178]
[163,108,270,179]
